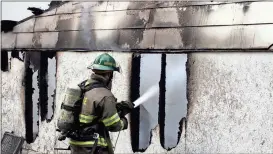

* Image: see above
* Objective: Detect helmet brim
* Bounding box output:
[87,64,120,72]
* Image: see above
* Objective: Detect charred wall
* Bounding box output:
[2,51,273,153]
[24,51,56,143]
[1,51,57,143]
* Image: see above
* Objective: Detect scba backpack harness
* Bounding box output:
[57,80,105,141]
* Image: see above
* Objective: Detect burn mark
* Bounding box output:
[118,9,151,49]
[2,51,24,72]
[24,53,34,143]
[130,53,141,152]
[32,33,42,48]
[122,10,149,29]
[185,54,192,132]
[176,6,194,48]
[242,2,251,13]
[39,52,48,122]
[205,5,214,14]
[11,51,24,61]
[176,5,212,48]
[56,15,77,31]
[56,31,96,49]
[1,51,9,72]
[177,118,183,144]
[177,117,185,145]
[23,51,57,143]
[127,1,157,10]
[159,53,166,149]
[119,29,145,49]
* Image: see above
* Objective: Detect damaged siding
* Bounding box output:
[1,1,273,51]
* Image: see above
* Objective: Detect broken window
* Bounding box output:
[130,53,188,151]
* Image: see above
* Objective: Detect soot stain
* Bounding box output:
[11,51,24,62]
[130,53,141,152]
[176,6,194,48]
[56,31,73,48]
[32,33,42,48]
[2,51,25,72]
[159,53,166,149]
[39,52,48,122]
[185,54,192,137]
[24,53,34,143]
[118,10,148,49]
[119,29,144,49]
[177,117,185,145]
[1,51,9,72]
[56,17,74,31]
[242,2,251,13]
[23,51,57,142]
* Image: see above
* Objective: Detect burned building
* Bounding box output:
[1,1,273,153]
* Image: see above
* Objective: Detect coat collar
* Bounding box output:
[86,73,111,90]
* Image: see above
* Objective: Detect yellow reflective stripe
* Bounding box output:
[85,80,90,86]
[102,113,120,126]
[83,97,88,105]
[107,118,120,127]
[102,113,119,124]
[99,138,106,146]
[79,114,96,123]
[79,119,89,124]
[69,138,107,147]
[80,114,95,120]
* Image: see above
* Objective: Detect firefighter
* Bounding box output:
[69,53,129,154]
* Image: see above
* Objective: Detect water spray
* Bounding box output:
[133,84,159,108]
[132,57,185,108]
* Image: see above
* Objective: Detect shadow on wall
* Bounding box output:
[130,53,188,152]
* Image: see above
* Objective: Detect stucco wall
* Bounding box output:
[2,52,273,153]
[1,58,25,139]
[186,52,273,153]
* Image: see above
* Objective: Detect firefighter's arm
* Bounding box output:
[99,96,128,132]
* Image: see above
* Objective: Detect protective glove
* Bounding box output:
[116,101,135,117]
[121,117,128,130]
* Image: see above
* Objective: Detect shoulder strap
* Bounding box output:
[78,80,106,94]
[85,83,105,92]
